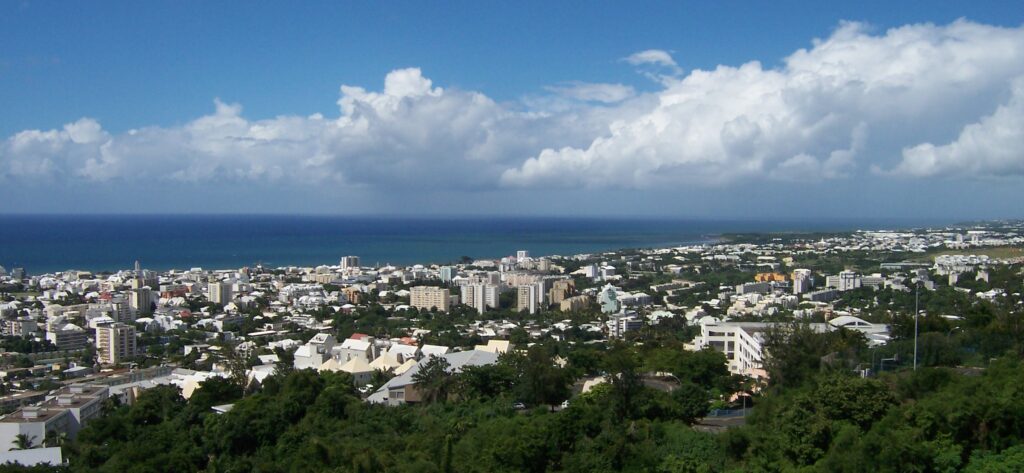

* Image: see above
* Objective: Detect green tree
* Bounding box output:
[603,342,643,420]
[672,382,710,425]
[413,355,452,404]
[11,433,35,450]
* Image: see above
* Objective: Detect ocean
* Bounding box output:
[0,215,947,274]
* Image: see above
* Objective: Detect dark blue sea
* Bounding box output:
[0,215,947,274]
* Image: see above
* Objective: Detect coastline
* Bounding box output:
[0,215,966,274]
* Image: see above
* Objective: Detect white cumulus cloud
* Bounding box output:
[3,20,1024,207]
[890,78,1024,178]
[502,20,1024,189]
[624,49,679,68]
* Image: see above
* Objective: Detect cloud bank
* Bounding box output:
[3,20,1024,207]
[503,20,1024,188]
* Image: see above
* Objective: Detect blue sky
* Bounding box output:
[2,1,1024,218]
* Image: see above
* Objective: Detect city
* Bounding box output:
[3,1,1024,471]
[0,221,1021,469]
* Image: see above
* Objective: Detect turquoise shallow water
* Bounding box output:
[0,215,947,273]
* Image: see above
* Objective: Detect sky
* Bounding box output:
[2,1,1024,219]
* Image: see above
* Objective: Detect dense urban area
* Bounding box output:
[0,221,1022,472]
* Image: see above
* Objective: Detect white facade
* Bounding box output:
[293,333,337,371]
[517,285,538,314]
[460,284,500,313]
[410,286,450,312]
[208,281,233,305]
[838,270,862,292]
[792,269,812,294]
[95,323,137,365]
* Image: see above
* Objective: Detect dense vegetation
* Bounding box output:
[4,334,1023,472]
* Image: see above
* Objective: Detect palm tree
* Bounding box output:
[43,429,67,448]
[12,433,36,450]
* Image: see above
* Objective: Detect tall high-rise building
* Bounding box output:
[838,270,862,292]
[130,261,158,289]
[129,287,154,316]
[410,286,450,312]
[460,284,500,314]
[439,266,456,283]
[536,258,552,272]
[548,279,576,304]
[95,323,137,365]
[100,298,135,323]
[208,281,233,305]
[516,250,530,261]
[792,269,813,295]
[517,285,538,314]
[339,256,360,269]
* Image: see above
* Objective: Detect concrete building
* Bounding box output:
[548,279,576,304]
[0,407,71,452]
[560,294,590,312]
[460,284,499,314]
[0,383,108,452]
[334,336,378,363]
[208,281,233,306]
[805,288,839,302]
[339,256,360,269]
[690,318,893,378]
[792,269,813,294]
[293,333,337,371]
[838,270,862,292]
[95,323,137,365]
[517,285,539,314]
[607,314,643,339]
[690,321,778,379]
[439,266,456,283]
[45,324,88,351]
[599,285,621,314]
[410,286,450,312]
[129,287,153,317]
[735,282,772,295]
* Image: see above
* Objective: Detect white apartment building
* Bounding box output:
[293,333,337,370]
[409,286,450,312]
[0,383,108,452]
[792,269,812,294]
[517,285,538,314]
[439,266,456,283]
[95,323,137,365]
[691,321,778,378]
[838,270,862,292]
[691,317,890,379]
[460,284,500,313]
[45,324,89,351]
[208,281,233,306]
[129,287,153,316]
[339,256,360,269]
